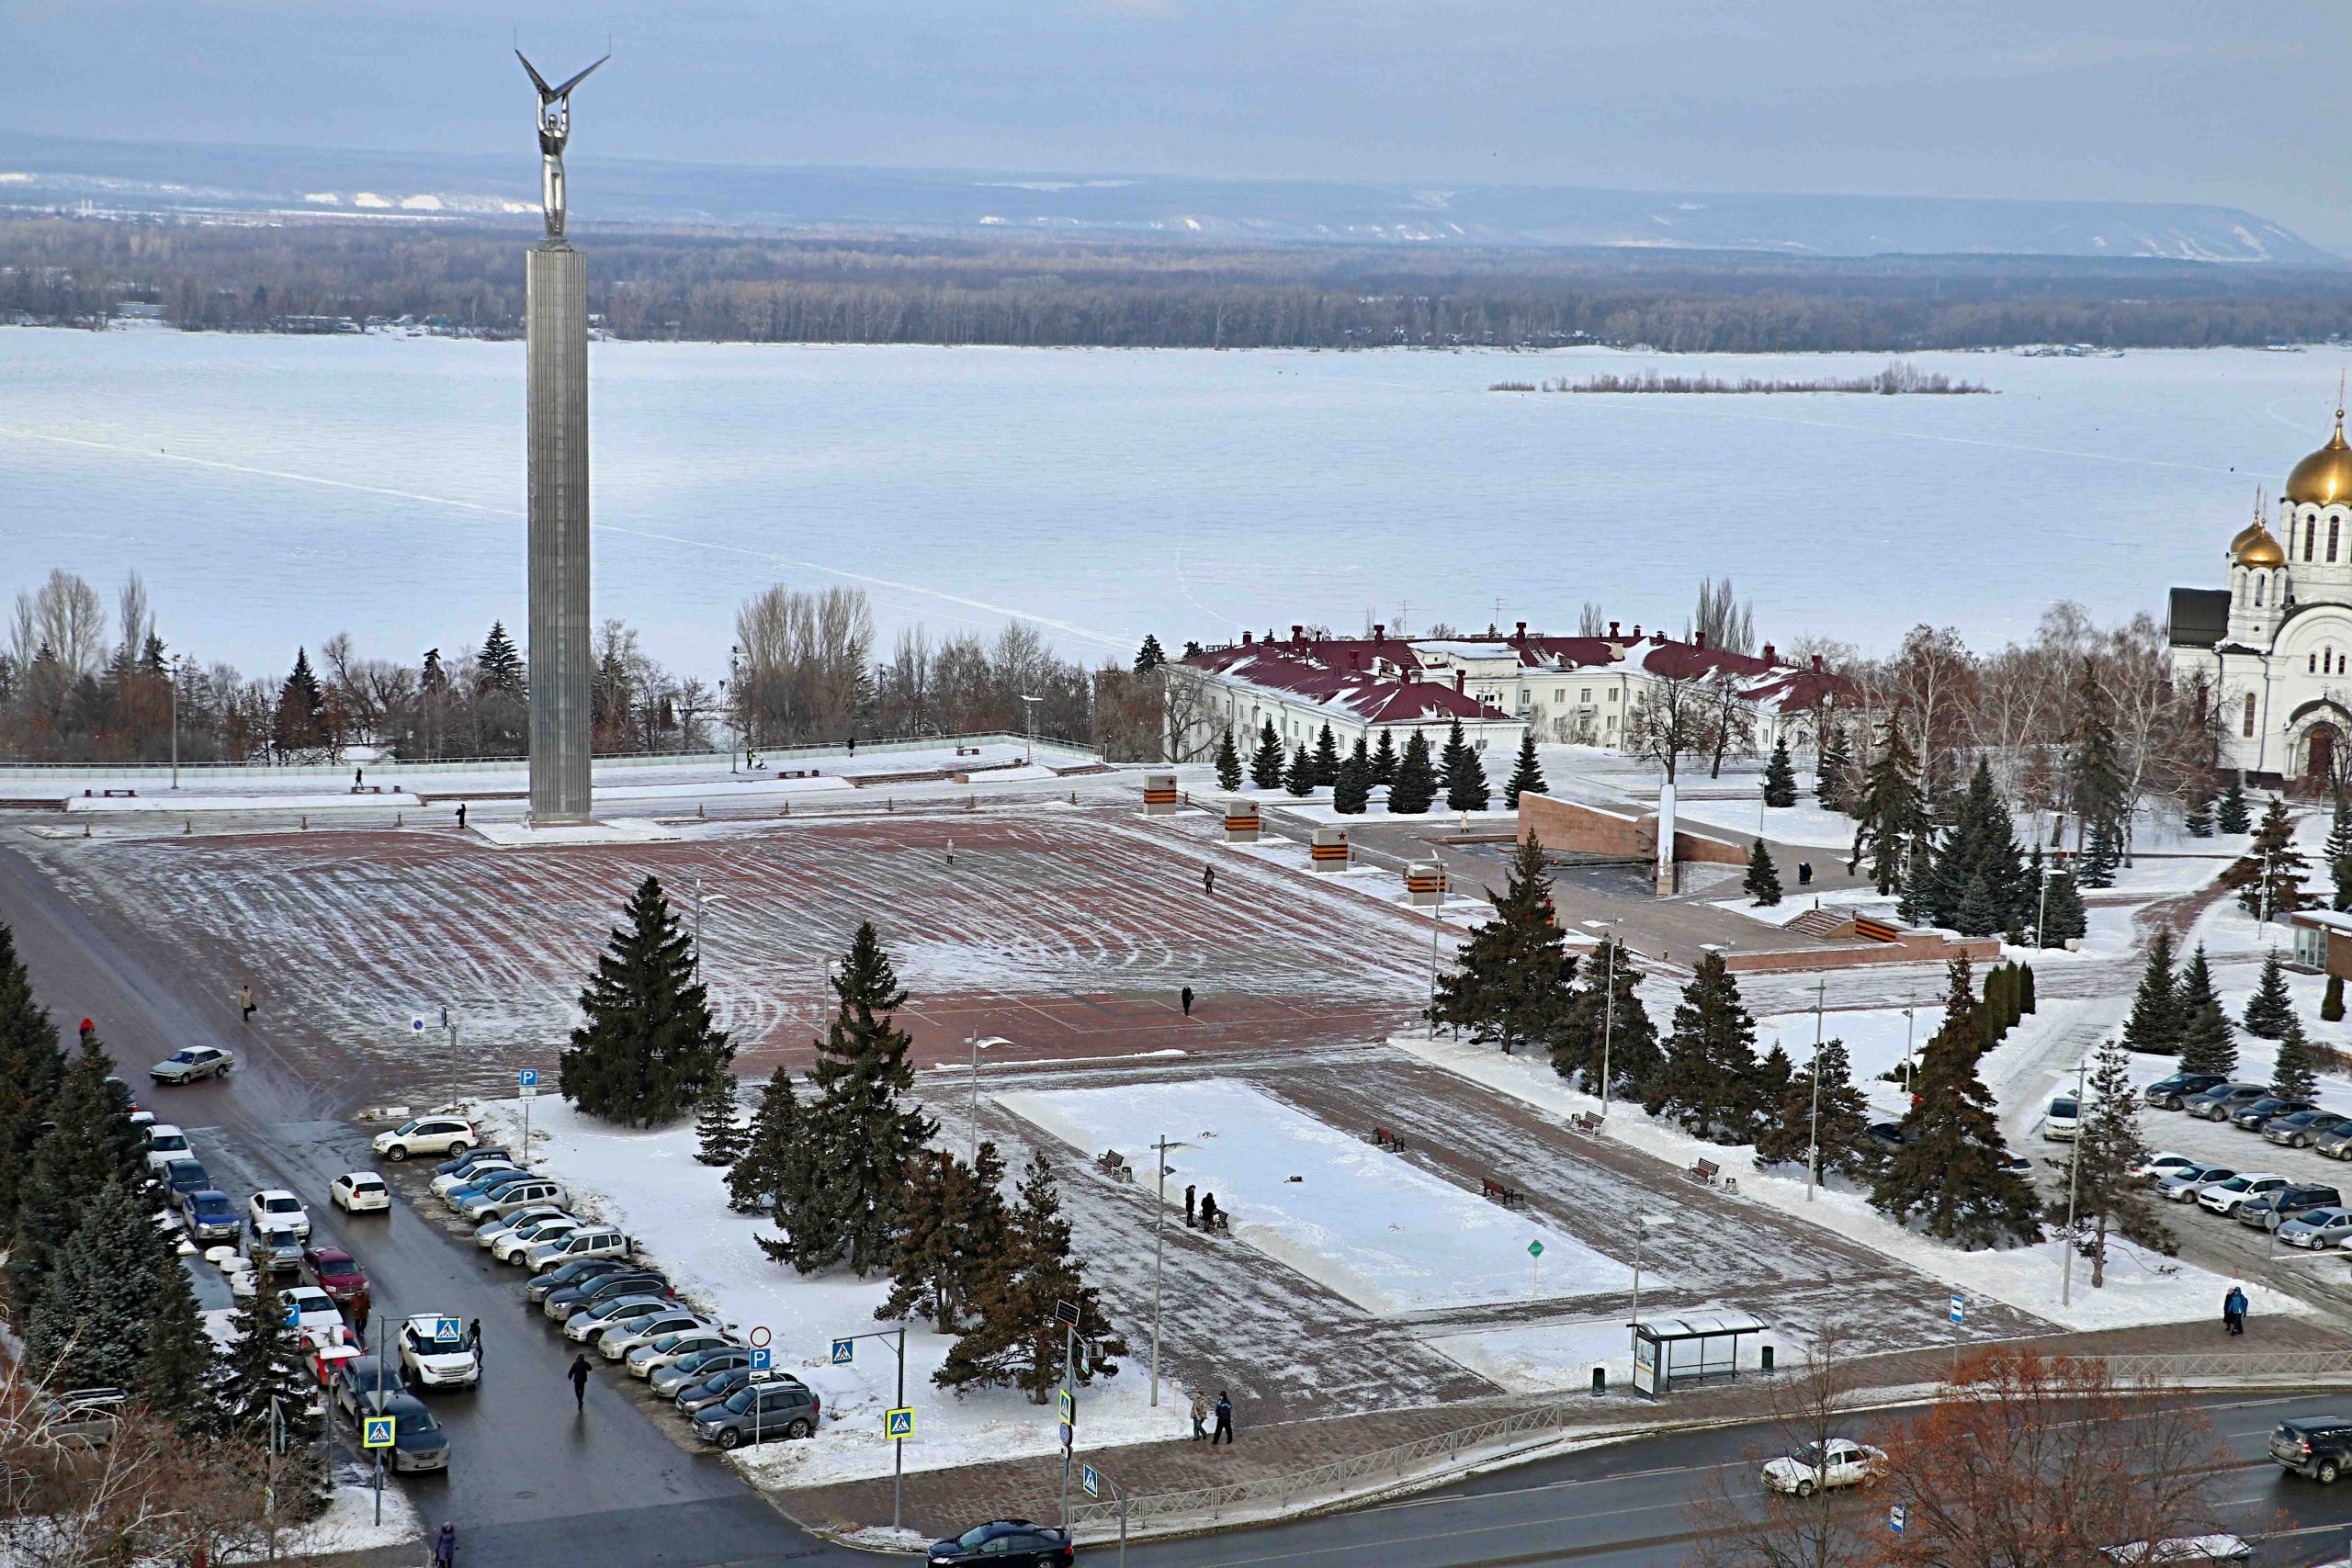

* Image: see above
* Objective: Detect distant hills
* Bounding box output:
[0,127,2335,265]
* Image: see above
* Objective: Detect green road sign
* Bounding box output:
[885,1407,916,1439]
[362,1416,396,1450]
[1528,1239,1545,1258]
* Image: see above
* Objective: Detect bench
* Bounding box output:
[1095,1149,1135,1183]
[87,788,138,798]
[349,784,386,795]
[1690,1158,1721,1186]
[775,768,820,780]
[1571,1112,1604,1134]
[956,746,982,757]
[1370,1125,1405,1151]
[1480,1176,1526,1208]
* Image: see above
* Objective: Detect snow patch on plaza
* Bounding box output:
[994,1077,1633,1314]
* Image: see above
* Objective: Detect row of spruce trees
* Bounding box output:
[1214,719,1548,815]
[0,925,331,1517]
[558,879,1116,1403]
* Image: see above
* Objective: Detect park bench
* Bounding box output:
[1480,1176,1526,1208]
[1370,1125,1405,1151]
[87,788,138,798]
[956,746,982,756]
[1571,1112,1604,1134]
[1690,1158,1721,1186]
[1095,1149,1135,1183]
[349,784,386,795]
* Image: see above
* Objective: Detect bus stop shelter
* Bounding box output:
[1631,1311,1769,1397]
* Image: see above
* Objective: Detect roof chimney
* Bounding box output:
[1762,642,1777,663]
[1241,630,1252,646]
[1694,630,1708,650]
[1609,621,1621,638]
[1515,620,1527,639]
[1453,669,1465,694]
[1292,624,1305,644]
[1373,623,1385,641]
[1811,653,1824,672]
[1632,624,1641,637]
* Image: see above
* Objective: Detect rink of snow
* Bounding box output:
[995,1077,1633,1314]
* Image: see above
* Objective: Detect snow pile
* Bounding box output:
[995,1078,1632,1314]
[266,1471,423,1559]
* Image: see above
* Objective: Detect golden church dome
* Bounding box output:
[2287,412,2352,506]
[2235,525,2286,567]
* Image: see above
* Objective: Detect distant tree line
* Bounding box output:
[12,215,2352,351]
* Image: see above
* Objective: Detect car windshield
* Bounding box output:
[168,1051,198,1064]
[264,1196,298,1213]
[2052,1098,2078,1116]
[315,1257,358,1280]
[195,1195,231,1214]
[399,1405,439,1435]
[393,1120,422,1135]
[152,1134,186,1148]
[722,1386,757,1414]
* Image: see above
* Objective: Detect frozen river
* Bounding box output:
[0,327,2335,673]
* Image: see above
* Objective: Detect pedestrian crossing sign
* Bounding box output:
[362,1416,395,1450]
[885,1407,915,1440]
[1080,1465,1100,1499]
[831,1338,855,1365]
[1058,1389,1074,1423]
[434,1316,464,1345]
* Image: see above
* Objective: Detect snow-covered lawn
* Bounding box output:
[997,1078,1634,1314]
[474,1099,1188,1487]
[263,1472,423,1561]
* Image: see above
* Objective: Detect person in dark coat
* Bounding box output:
[1200,1192,1221,1232]
[569,1352,592,1411]
[1181,986,1194,1017]
[1191,1389,1208,1440]
[2224,1284,2249,1336]
[468,1318,481,1357]
[433,1523,458,1568]
[1203,865,1216,896]
[350,1286,370,1336]
[1211,1391,1234,1445]
[456,802,467,829]
[1184,1184,1196,1226]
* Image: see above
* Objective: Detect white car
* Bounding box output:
[625,1327,740,1379]
[597,1307,710,1360]
[2199,1173,2290,1217]
[475,1204,568,1248]
[142,1125,194,1174]
[492,1216,582,1264]
[247,1190,311,1239]
[280,1284,344,1337]
[149,1045,234,1084]
[396,1315,481,1389]
[527,1226,628,1272]
[2132,1151,2199,1181]
[1762,1438,1885,1496]
[331,1172,391,1213]
[2042,1095,2080,1142]
[432,1161,522,1199]
[372,1116,477,1162]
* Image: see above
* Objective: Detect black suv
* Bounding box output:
[930,1521,1076,1568]
[2146,1073,2229,1111]
[2239,1182,2344,1231]
[2272,1417,2352,1483]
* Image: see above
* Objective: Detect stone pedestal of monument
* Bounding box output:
[526,240,593,825]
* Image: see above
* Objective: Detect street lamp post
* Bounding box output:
[2035,860,2055,950]
[1148,1134,1193,1407]
[2059,1054,2090,1306]
[1901,1004,1917,1097]
[1806,978,1826,1201]
[966,1035,1007,1164]
[690,876,729,985]
[1626,1211,1668,1382]
[1019,694,1043,764]
[1583,919,1620,1117]
[169,653,183,791]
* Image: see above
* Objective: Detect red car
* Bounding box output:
[301,1244,369,1305]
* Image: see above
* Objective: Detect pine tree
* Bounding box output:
[936,1151,1121,1402]
[2224,795,2312,919]
[1388,730,1439,814]
[2184,790,2215,840]
[1870,960,2044,1248]
[1213,728,1242,792]
[1504,732,1546,808]
[1548,935,1660,1098]
[1755,1037,1873,1178]
[2243,948,2298,1040]
[2174,944,2237,1077]
[1980,964,2016,1045]
[1761,735,1798,808]
[1957,874,2005,938]
[1644,951,1766,1143]
[213,1276,322,1449]
[1311,723,1341,787]
[1431,836,1574,1055]
[1133,635,1167,672]
[2069,658,2130,863]
[880,1143,1009,1333]
[2119,927,2179,1056]
[272,646,328,754]
[1931,760,2025,932]
[26,1182,190,1398]
[2056,1035,2175,1287]
[2019,962,2037,1013]
[1849,713,1928,894]
[559,875,734,1127]
[1744,838,1782,906]
[2040,870,2088,947]
[1815,721,1855,813]
[2079,817,2121,890]
[478,620,526,696]
[694,1074,746,1166]
[1248,720,1284,789]
[2325,800,2352,912]
[1895,840,1935,927]
[2326,975,2346,1023]
[2218,778,2251,835]
[1370,728,1398,786]
[773,922,938,1276]
[1332,746,1372,815]
[0,922,63,1254]
[1283,743,1315,796]
[12,1023,145,1322]
[1441,720,1491,812]
[726,1066,807,1214]
[2274,1017,2321,1101]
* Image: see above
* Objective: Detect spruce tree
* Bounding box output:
[775,922,938,1276]
[1332,746,1372,815]
[213,1277,322,1449]
[1388,730,1439,814]
[1248,720,1284,790]
[1431,836,1574,1055]
[936,1151,1120,1402]
[2079,817,2121,890]
[1283,743,1314,796]
[1744,838,1782,906]
[727,1066,807,1214]
[2069,659,2130,863]
[2056,1035,2174,1287]
[2019,962,2037,1013]
[1214,728,1242,792]
[1897,840,1937,928]
[1956,874,2004,938]
[26,1182,188,1397]
[1371,728,1398,785]
[880,1143,1009,1333]
[2174,944,2237,1077]
[2243,948,2298,1040]
[2184,790,2215,840]
[2218,777,2251,835]
[12,1023,145,1323]
[1849,713,1928,894]
[0,922,63,1254]
[1548,935,1660,1098]
[1504,732,1546,808]
[559,875,734,1127]
[1644,951,1765,1143]
[2040,870,2088,947]
[2225,795,2311,919]
[1815,720,1855,813]
[1761,735,1797,808]
[2119,927,2179,1056]
[477,619,526,695]
[2327,975,2346,1023]
[2326,800,2352,911]
[1870,961,2044,1248]
[694,1074,746,1166]
[2274,1017,2321,1102]
[1441,720,1491,812]
[1932,760,2025,932]
[1133,635,1167,672]
[1311,723,1341,787]
[1754,1037,1872,1178]
[273,646,328,754]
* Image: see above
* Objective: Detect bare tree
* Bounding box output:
[1884,624,1978,799]
[1577,601,1606,637]
[1626,674,1713,784]
[1690,576,1756,655]
[1689,1322,1873,1568]
[9,569,107,677]
[1705,669,1758,778]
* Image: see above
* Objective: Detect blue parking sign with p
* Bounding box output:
[363,1416,395,1450]
[831,1338,854,1365]
[518,1068,538,1088]
[749,1347,772,1371]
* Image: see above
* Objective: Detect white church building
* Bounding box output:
[2170,405,2352,787]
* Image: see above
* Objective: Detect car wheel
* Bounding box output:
[786,1418,813,1438]
[1794,1479,1815,1498]
[384,1145,408,1161]
[717,1427,742,1450]
[2321,1460,2341,1485]
[447,1140,472,1156]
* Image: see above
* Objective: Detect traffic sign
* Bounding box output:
[1058,1420,1074,1449]
[282,1300,300,1326]
[409,1016,428,1034]
[517,1068,538,1088]
[1889,1505,1906,1535]
[434,1316,464,1346]
[1058,1389,1075,1424]
[885,1407,916,1440]
[1948,1294,1965,1325]
[749,1325,772,1348]
[1080,1464,1101,1499]
[748,1348,773,1372]
[1527,1239,1545,1258]
[831,1337,854,1365]
[362,1416,396,1450]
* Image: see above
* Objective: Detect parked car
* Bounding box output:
[564,1293,678,1347]
[161,1159,213,1201]
[2271,1416,2352,1483]
[431,1159,521,1200]
[492,1215,582,1264]
[2318,1123,2352,1162]
[458,1177,565,1221]
[2232,1097,2316,1133]
[475,1203,567,1247]
[397,1315,482,1390]
[690,1377,821,1449]
[2239,1182,2344,1230]
[2199,1172,2290,1216]
[330,1355,409,1423]
[651,1345,753,1398]
[628,1327,740,1380]
[331,1171,392,1213]
[35,1388,128,1450]
[2267,1111,2352,1149]
[599,1308,713,1362]
[280,1284,343,1337]
[526,1255,635,1307]
[442,1170,538,1211]
[2157,1164,2234,1202]
[927,1521,1075,1568]
[148,1045,233,1084]
[2277,1207,2352,1249]
[245,1221,304,1276]
[1761,1438,1886,1496]
[372,1392,451,1473]
[301,1244,370,1305]
[1865,1122,1916,1150]
[2146,1073,2230,1111]
[247,1190,311,1240]
[2132,1152,2200,1181]
[2186,1084,2270,1122]
[178,1188,240,1242]
[526,1225,629,1273]
[433,1145,511,1178]
[372,1115,477,1162]
[2042,1096,2081,1142]
[675,1366,755,1416]
[539,1265,670,1320]
[142,1124,194,1174]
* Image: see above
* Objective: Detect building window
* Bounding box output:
[1609,689,1620,701]
[2256,577,2267,607]
[2312,652,2320,674]
[2308,518,2320,561]
[2333,518,2341,563]
[2245,692,2258,738]
[1555,688,1565,704]
[1581,688,1592,703]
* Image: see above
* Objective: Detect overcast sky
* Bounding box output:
[9,1,2349,245]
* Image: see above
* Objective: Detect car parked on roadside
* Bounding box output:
[475,1203,567,1247]
[2238,1182,2343,1230]
[2319,1123,2352,1162]
[372,1393,451,1473]
[2271,1416,2352,1483]
[161,1159,213,1201]
[329,1355,407,1423]
[2132,1151,2200,1181]
[458,1177,565,1221]
[1761,1438,1886,1496]
[2146,1073,2230,1111]
[690,1377,821,1450]
[35,1388,128,1450]
[651,1345,753,1398]
[441,1169,537,1211]
[247,1190,311,1240]
[492,1215,582,1264]
[142,1124,194,1174]
[2267,1111,2352,1149]
[2232,1097,2316,1133]
[2101,1536,2254,1566]
[432,1145,511,1178]
[431,1159,521,1200]
[301,1244,369,1306]
[927,1520,1074,1568]
[397,1315,482,1390]
[538,1265,669,1320]
[526,1225,629,1273]
[372,1115,477,1162]
[564,1293,677,1347]
[2277,1207,2352,1249]
[675,1365,755,1416]
[599,1308,713,1362]
[628,1327,740,1380]
[280,1284,343,1337]
[2186,1083,2270,1122]
[2042,1096,2080,1142]
[2199,1172,2290,1216]
[331,1171,391,1213]
[526,1256,635,1308]
[245,1221,304,1276]
[178,1188,240,1243]
[2156,1164,2234,1202]
[148,1045,234,1084]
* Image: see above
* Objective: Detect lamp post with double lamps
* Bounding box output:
[1148,1134,1194,1407]
[1581,919,1621,1117]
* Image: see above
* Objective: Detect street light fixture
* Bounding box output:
[2058,1054,2090,1306]
[1018,694,1043,764]
[689,875,729,985]
[1582,919,1622,1118]
[1147,1133,1195,1407]
[965,1034,1010,1164]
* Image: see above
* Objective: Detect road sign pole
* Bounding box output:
[372,1314,383,1526]
[894,1323,907,1534]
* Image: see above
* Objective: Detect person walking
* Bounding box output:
[237,985,255,1023]
[1180,986,1194,1018]
[1190,1390,1208,1440]
[1200,1192,1221,1233]
[2225,1284,2249,1337]
[468,1319,482,1359]
[1184,1184,1196,1227]
[1211,1391,1235,1446]
[946,838,955,867]
[1203,865,1216,897]
[350,1286,370,1336]
[432,1523,458,1568]
[569,1352,592,1411]
[355,767,365,789]
[456,801,467,829]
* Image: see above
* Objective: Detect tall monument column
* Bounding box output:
[519,51,606,826]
